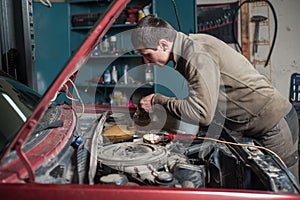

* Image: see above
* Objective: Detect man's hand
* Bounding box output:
[140,94,155,112]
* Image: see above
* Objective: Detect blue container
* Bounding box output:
[290,73,300,110]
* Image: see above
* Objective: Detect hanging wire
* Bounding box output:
[39,0,52,8]
[171,0,182,32]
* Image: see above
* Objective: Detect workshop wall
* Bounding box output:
[198,0,300,98]
[270,0,300,98]
[32,0,300,99]
[33,3,69,94]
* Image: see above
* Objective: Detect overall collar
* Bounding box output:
[171,32,189,69]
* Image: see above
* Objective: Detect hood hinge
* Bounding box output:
[15,139,35,182]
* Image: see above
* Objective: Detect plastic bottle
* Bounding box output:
[124,64,128,84]
[92,44,99,56]
[143,4,151,16]
[111,65,118,84]
[138,10,145,21]
[104,69,111,84]
[145,64,153,84]
[102,35,110,54]
[110,36,117,54]
[121,94,128,106]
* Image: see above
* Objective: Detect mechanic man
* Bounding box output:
[131,15,299,181]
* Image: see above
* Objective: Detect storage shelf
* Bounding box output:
[68,0,108,4]
[71,23,136,31]
[68,0,157,105]
[90,54,142,59]
[77,82,153,89]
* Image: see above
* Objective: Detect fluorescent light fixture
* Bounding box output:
[2,93,27,122]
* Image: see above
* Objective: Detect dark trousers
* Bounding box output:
[258,104,299,182]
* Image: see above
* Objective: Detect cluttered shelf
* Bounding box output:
[77,82,154,106]
[69,0,154,107]
[89,54,142,59]
[71,23,136,31]
[77,82,153,89]
[80,104,138,117]
[68,0,111,3]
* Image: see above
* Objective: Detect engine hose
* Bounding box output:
[232,0,278,67]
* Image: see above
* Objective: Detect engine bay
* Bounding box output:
[73,110,299,193]
[30,107,299,194]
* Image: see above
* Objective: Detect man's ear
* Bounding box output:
[158,39,170,51]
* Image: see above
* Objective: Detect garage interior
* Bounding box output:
[0,0,300,193]
[0,0,299,107]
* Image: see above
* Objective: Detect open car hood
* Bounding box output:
[1,0,131,163]
[1,1,299,198]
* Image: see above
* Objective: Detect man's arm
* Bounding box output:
[150,54,220,126]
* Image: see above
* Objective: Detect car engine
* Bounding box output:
[31,108,299,194]
[96,141,206,187]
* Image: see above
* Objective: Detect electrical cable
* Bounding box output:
[171,0,182,32]
[170,0,188,90]
[232,0,278,67]
[64,84,78,102]
[65,79,85,117]
[232,0,249,53]
[39,0,52,8]
[197,136,287,168]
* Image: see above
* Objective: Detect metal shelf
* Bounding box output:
[68,0,109,4]
[90,54,142,59]
[71,23,136,31]
[77,82,154,89]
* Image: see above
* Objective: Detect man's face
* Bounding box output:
[138,43,171,66]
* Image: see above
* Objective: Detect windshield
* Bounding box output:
[0,76,41,158]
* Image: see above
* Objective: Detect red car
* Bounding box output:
[0,0,299,199]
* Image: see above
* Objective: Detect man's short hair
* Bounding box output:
[131,15,177,49]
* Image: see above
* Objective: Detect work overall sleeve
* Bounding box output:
[152,53,220,126]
